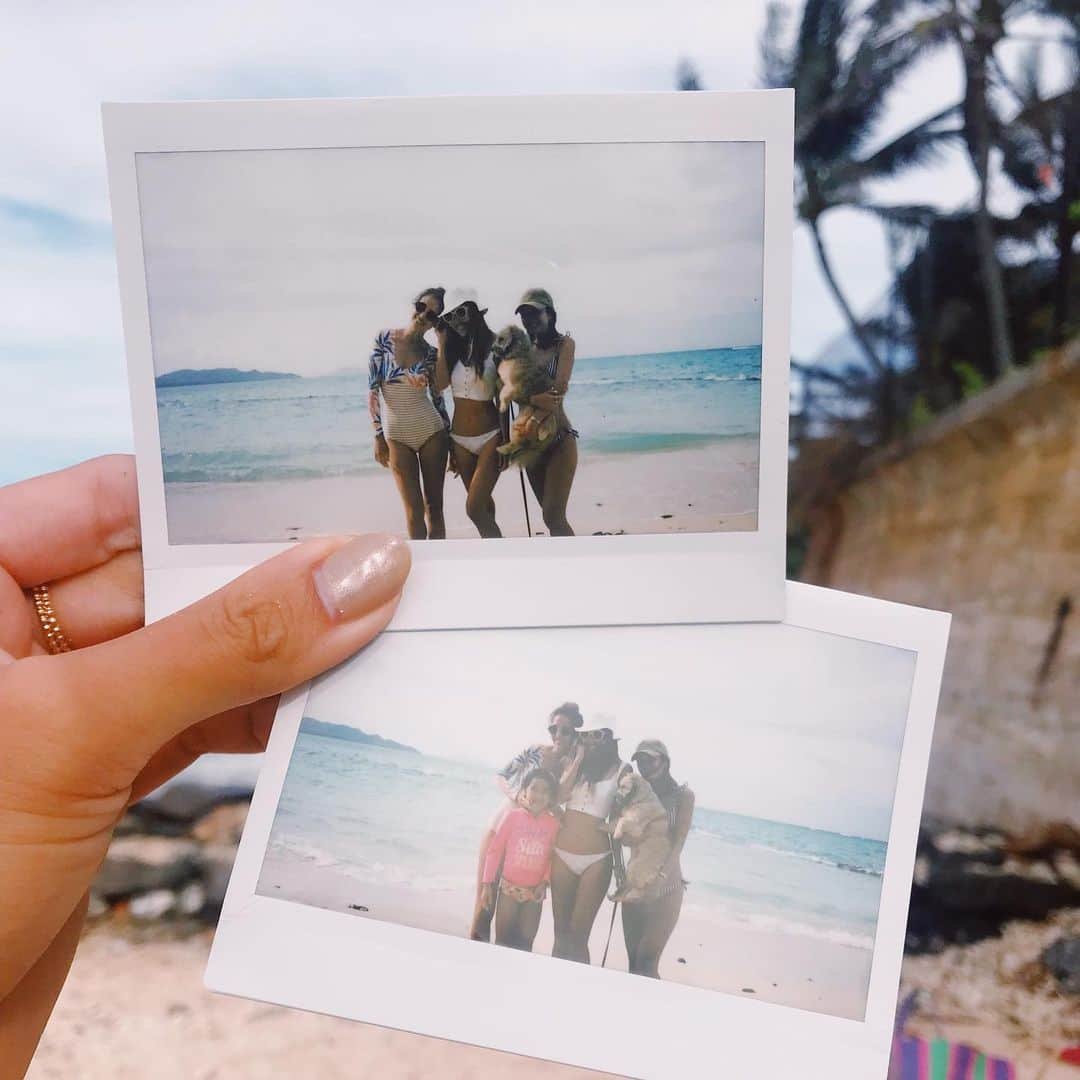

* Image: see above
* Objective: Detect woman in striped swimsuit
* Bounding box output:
[620,739,695,979]
[369,288,452,539]
[514,288,577,537]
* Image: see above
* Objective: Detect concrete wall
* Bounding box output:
[801,347,1079,832]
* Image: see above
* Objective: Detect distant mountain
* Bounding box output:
[300,717,419,754]
[155,367,301,388]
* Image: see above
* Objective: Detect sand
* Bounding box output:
[257,850,873,1021]
[163,439,759,544]
[28,927,608,1080]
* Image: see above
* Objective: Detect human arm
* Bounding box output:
[433,327,451,394]
[423,345,452,431]
[0,456,412,1074]
[663,787,696,876]
[529,335,575,411]
[556,741,586,805]
[368,336,389,466]
[481,813,513,884]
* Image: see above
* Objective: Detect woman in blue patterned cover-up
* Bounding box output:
[368,288,452,539]
[469,703,583,942]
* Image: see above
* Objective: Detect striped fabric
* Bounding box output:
[367,330,450,440]
[889,1034,1016,1079]
[497,744,546,800]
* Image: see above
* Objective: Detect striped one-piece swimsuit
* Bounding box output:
[368,330,450,451]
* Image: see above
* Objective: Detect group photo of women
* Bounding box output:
[367,286,578,541]
[470,702,696,979]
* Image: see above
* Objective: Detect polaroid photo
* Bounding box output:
[206,583,950,1079]
[103,91,793,630]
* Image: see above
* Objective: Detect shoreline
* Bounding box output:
[256,848,872,1021]
[163,437,759,544]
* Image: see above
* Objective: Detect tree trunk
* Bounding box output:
[808,217,885,374]
[961,12,1014,374]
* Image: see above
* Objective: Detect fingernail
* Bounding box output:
[313,534,411,620]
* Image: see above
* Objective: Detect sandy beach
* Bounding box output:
[163,439,758,544]
[28,926,608,1080]
[257,849,873,1021]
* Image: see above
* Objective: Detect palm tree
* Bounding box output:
[869,0,1080,373]
[761,0,959,381]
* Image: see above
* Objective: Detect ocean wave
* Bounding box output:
[572,372,761,389]
[162,462,377,484]
[682,905,875,950]
[693,831,884,878]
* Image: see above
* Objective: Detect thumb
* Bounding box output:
[33,533,410,783]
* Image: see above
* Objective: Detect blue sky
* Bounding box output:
[1,1,1068,484]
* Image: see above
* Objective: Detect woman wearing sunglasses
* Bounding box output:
[469,702,583,942]
[368,287,452,539]
[515,287,577,537]
[433,290,507,539]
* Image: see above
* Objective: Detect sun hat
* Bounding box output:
[445,286,481,310]
[631,739,670,763]
[515,287,555,314]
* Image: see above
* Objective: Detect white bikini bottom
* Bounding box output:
[554,848,611,877]
[451,429,499,455]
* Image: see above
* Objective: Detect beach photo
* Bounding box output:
[137,138,765,543]
[254,618,917,1022]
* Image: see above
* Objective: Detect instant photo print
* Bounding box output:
[104,91,794,629]
[207,584,950,1079]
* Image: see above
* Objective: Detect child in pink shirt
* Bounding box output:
[480,769,561,951]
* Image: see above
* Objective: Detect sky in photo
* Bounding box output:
[137,141,763,374]
[305,622,917,842]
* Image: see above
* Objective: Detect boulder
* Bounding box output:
[197,844,239,924]
[129,889,177,921]
[191,802,249,846]
[138,782,253,825]
[94,837,201,900]
[1042,937,1080,995]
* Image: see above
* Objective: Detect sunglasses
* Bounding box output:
[548,724,575,738]
[414,301,437,319]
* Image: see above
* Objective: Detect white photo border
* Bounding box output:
[205,583,950,1080]
[103,91,793,630]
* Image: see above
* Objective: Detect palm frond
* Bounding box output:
[760,1,794,88]
[837,105,964,184]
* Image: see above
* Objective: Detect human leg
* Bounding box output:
[417,429,449,540]
[627,889,683,979]
[464,435,502,539]
[539,435,577,537]
[387,440,426,539]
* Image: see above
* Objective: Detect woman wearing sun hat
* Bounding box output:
[621,739,695,979]
[514,287,578,536]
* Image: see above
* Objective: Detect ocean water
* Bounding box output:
[157,346,761,484]
[265,731,886,950]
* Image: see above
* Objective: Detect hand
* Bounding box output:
[530,391,561,412]
[447,443,460,477]
[0,456,412,1073]
[404,371,428,390]
[480,884,495,912]
[374,434,390,468]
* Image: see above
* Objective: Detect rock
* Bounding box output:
[1042,937,1080,995]
[139,781,254,825]
[87,892,109,919]
[906,824,1080,954]
[191,802,248,845]
[177,882,208,917]
[197,844,239,923]
[94,837,201,900]
[129,889,177,920]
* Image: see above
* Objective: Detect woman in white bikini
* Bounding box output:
[369,287,451,539]
[550,728,625,963]
[515,287,577,537]
[434,292,507,538]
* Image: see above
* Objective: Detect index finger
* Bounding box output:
[0,455,140,587]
